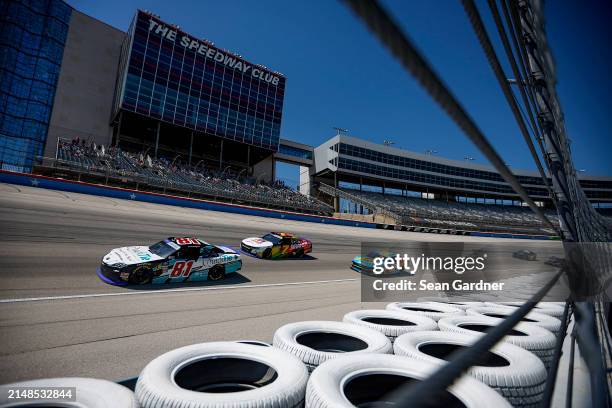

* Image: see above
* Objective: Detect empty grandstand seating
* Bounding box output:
[339,188,559,235]
[53,140,332,214]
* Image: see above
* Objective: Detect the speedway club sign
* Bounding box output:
[143,11,282,86]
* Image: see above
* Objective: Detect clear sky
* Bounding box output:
[69,0,612,187]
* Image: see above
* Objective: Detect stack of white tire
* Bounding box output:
[386,301,466,321]
[438,315,557,370]
[466,305,562,335]
[2,301,564,408]
[393,331,547,407]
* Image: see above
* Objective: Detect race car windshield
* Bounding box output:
[148,240,178,258]
[262,234,282,244]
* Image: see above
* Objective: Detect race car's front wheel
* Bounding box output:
[208,265,225,281]
[129,267,152,285]
[263,248,272,259]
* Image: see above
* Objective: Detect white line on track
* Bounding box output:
[0,278,358,304]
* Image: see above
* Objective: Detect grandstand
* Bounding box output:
[45,138,332,214]
[339,187,558,234]
[309,135,612,235]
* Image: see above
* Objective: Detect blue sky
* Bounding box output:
[69,0,612,187]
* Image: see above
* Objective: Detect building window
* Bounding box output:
[0,0,71,171]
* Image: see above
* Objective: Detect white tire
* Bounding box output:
[135,341,308,408]
[306,353,511,408]
[386,302,465,321]
[466,306,561,334]
[484,302,565,318]
[394,331,547,407]
[438,315,557,370]
[273,321,392,372]
[342,309,438,341]
[423,300,484,311]
[0,377,136,407]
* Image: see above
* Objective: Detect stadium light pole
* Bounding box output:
[425,149,438,155]
[383,140,395,146]
[333,127,349,136]
[464,156,475,161]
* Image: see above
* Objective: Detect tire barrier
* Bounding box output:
[0,377,136,407]
[305,354,511,407]
[484,302,565,318]
[393,331,547,407]
[235,340,272,347]
[466,306,562,335]
[386,301,465,321]
[418,299,484,311]
[342,309,438,342]
[134,341,308,408]
[438,315,557,370]
[273,321,392,372]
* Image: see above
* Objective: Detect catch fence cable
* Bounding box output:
[342,0,556,232]
[461,0,554,202]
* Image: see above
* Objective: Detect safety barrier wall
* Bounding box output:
[0,170,555,239]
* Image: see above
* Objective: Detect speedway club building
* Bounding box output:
[1,0,611,213]
[1,1,287,181]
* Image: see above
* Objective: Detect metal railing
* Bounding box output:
[318,182,402,222]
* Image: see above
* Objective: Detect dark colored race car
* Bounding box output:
[97,237,241,285]
[240,232,312,259]
[512,249,537,261]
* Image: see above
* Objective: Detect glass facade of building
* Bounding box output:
[337,156,550,197]
[278,143,312,160]
[336,142,612,199]
[0,0,71,171]
[118,11,285,151]
[338,143,545,186]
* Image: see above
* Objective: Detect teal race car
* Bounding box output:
[351,251,400,275]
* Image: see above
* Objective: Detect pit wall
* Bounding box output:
[0,170,556,240]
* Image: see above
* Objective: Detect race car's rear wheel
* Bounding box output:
[295,249,304,258]
[129,267,152,285]
[208,265,225,281]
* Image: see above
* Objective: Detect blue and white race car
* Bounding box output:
[98,237,241,285]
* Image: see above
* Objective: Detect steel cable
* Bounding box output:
[342,0,556,230]
[461,0,554,203]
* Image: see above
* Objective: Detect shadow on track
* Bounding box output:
[120,272,252,291]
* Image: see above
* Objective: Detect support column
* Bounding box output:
[115,111,123,147]
[188,131,194,166]
[219,139,224,170]
[333,172,339,211]
[154,121,161,158]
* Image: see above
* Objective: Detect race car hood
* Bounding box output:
[241,237,273,249]
[215,245,237,254]
[103,246,164,266]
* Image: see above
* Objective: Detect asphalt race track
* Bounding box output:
[0,183,562,382]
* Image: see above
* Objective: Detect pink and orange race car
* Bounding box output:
[240,232,312,259]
